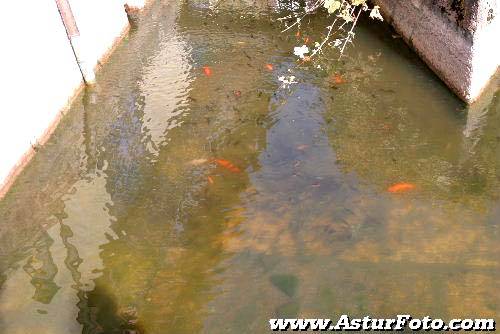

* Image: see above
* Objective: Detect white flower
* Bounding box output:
[293,45,309,59]
[323,0,341,14]
[332,39,342,47]
[370,6,383,21]
[278,75,297,88]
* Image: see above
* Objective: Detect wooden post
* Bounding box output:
[54,0,96,85]
[124,1,146,26]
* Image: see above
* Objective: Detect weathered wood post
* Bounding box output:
[124,1,148,26]
[54,0,96,85]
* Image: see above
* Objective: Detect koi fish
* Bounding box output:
[266,64,274,71]
[189,158,209,165]
[296,31,301,37]
[215,159,241,173]
[304,37,310,44]
[388,182,415,193]
[207,176,214,184]
[233,90,242,98]
[331,74,345,84]
[203,66,212,76]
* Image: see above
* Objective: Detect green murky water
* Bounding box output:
[1,0,499,333]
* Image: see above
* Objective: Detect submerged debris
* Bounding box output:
[188,158,209,166]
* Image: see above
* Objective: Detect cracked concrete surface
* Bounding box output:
[374,0,499,103]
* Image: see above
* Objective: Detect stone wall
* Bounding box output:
[374,0,499,103]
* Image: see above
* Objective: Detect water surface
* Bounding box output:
[1,0,499,333]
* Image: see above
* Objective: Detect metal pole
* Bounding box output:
[54,0,96,85]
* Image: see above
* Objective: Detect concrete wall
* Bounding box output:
[0,0,146,198]
[374,0,499,103]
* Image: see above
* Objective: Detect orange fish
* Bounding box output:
[233,90,242,98]
[215,159,241,173]
[265,64,274,71]
[388,182,415,193]
[332,73,345,84]
[304,37,310,44]
[295,30,301,37]
[207,176,214,184]
[203,66,212,76]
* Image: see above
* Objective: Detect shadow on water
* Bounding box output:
[81,285,147,334]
